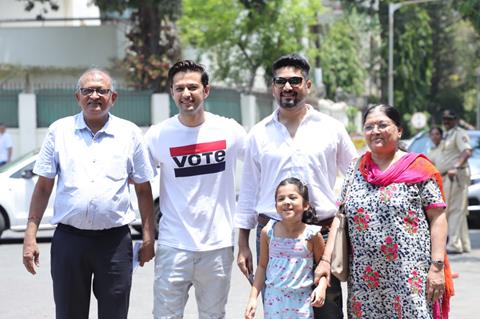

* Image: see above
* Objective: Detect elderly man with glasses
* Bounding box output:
[236,53,357,319]
[22,68,156,319]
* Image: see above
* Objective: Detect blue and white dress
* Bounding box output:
[264,220,321,319]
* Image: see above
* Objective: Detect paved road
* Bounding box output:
[0,229,479,318]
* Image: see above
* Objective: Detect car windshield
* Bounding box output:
[0,150,38,174]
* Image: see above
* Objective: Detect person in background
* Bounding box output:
[244,177,327,319]
[145,60,246,319]
[0,122,13,166]
[436,110,472,254]
[22,68,156,319]
[428,126,443,165]
[236,53,357,319]
[320,104,452,318]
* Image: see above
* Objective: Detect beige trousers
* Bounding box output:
[444,169,471,253]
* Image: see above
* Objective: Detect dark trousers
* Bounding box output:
[314,231,344,319]
[313,275,343,318]
[256,220,344,319]
[51,223,133,319]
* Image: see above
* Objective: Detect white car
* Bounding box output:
[0,150,160,238]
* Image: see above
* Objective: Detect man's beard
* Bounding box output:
[279,96,297,109]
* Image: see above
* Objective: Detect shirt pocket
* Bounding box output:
[104,155,128,181]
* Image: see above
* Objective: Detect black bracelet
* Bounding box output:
[320,257,331,264]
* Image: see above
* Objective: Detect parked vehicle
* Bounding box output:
[408,130,480,228]
[0,150,160,238]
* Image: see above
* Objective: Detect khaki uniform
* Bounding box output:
[436,126,471,253]
[427,144,442,167]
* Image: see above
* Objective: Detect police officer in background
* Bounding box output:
[436,109,472,254]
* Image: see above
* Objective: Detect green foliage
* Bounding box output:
[454,0,480,34]
[346,105,359,133]
[394,7,432,115]
[19,0,182,93]
[180,0,323,92]
[96,0,182,92]
[319,11,367,99]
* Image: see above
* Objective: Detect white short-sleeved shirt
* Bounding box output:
[235,106,357,230]
[34,113,156,230]
[145,112,246,251]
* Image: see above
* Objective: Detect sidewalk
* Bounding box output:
[447,229,480,319]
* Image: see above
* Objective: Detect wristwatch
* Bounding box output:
[431,259,444,271]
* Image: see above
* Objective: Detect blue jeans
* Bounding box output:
[256,222,343,319]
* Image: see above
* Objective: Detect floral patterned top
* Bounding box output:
[263,220,321,318]
[339,160,445,319]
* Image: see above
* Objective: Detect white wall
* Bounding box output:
[0,0,101,27]
[0,24,128,67]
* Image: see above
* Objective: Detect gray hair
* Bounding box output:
[75,67,116,93]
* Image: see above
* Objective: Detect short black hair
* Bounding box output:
[168,60,209,88]
[275,177,318,224]
[429,126,443,136]
[272,54,310,78]
[362,104,402,129]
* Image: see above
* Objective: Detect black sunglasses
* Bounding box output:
[273,76,303,88]
[79,87,111,96]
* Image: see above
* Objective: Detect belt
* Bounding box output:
[257,213,276,226]
[57,223,129,237]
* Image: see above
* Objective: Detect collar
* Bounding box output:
[265,104,317,127]
[74,112,115,136]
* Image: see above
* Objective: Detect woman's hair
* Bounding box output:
[429,126,443,136]
[362,104,406,151]
[275,177,317,223]
[362,104,402,128]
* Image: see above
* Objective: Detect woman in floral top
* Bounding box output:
[317,104,452,318]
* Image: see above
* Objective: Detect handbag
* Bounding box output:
[331,205,349,281]
[331,157,361,282]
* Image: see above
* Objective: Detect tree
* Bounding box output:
[179,0,323,93]
[318,11,367,99]
[20,0,182,93]
[454,0,480,34]
[393,6,433,116]
[339,1,436,118]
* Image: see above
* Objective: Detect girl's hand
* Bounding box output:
[311,277,328,307]
[427,266,445,302]
[244,299,257,319]
[314,260,331,286]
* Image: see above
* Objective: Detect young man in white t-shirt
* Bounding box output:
[145,60,246,319]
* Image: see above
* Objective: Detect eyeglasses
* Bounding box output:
[363,122,393,132]
[79,87,111,96]
[272,76,303,88]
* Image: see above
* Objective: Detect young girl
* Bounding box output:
[244,177,328,319]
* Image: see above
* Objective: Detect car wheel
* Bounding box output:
[467,213,480,229]
[0,212,6,238]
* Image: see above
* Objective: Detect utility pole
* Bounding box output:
[388,0,440,106]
